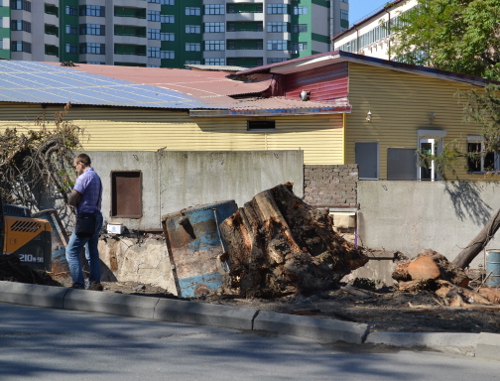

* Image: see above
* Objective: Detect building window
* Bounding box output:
[185,42,200,52]
[10,0,31,11]
[205,40,224,51]
[45,44,59,57]
[148,10,160,22]
[80,24,105,36]
[80,43,105,55]
[161,50,175,59]
[205,22,224,33]
[467,136,496,173]
[248,121,276,131]
[267,22,287,33]
[66,24,78,35]
[10,40,31,53]
[267,4,287,14]
[341,0,349,3]
[44,4,58,16]
[293,24,307,33]
[45,24,59,37]
[161,32,174,41]
[111,171,142,218]
[160,14,174,23]
[185,7,201,16]
[149,0,174,3]
[293,6,307,15]
[80,5,105,17]
[148,46,160,58]
[387,148,417,180]
[66,5,77,16]
[355,142,379,180]
[185,25,201,34]
[341,10,349,21]
[148,28,161,39]
[185,60,201,65]
[11,20,31,32]
[65,43,78,54]
[205,4,225,15]
[267,58,286,64]
[267,40,288,51]
[292,42,307,52]
[205,58,225,65]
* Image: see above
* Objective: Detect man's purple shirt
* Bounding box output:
[74,167,102,214]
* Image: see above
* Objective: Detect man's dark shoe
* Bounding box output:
[71,284,84,289]
[89,282,104,291]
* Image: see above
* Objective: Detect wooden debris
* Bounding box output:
[392,249,469,287]
[219,183,368,298]
[477,287,500,304]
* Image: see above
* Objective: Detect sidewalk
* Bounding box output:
[0,280,498,361]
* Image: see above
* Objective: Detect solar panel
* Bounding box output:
[0,61,215,109]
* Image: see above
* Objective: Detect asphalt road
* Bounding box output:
[0,303,498,381]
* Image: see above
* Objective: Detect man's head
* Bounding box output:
[74,153,91,176]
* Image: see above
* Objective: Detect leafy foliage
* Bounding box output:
[389,0,500,81]
[0,103,82,211]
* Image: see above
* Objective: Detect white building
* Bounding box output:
[332,0,417,60]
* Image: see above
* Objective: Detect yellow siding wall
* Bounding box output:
[0,104,344,165]
[346,63,498,180]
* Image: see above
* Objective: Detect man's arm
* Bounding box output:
[68,190,82,207]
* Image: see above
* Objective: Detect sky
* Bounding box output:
[349,0,393,25]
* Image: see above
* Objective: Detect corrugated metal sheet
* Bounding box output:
[284,62,349,101]
[0,104,344,165]
[45,62,273,100]
[0,61,214,109]
[346,62,490,180]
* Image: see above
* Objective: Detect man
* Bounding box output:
[66,153,103,290]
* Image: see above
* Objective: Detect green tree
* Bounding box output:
[389,0,500,81]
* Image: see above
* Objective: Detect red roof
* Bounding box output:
[47,63,273,103]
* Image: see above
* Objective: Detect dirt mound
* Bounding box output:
[0,254,60,286]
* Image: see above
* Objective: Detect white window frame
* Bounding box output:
[417,130,447,181]
[467,135,498,173]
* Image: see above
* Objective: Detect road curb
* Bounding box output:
[0,281,497,358]
[0,281,68,309]
[154,298,258,331]
[253,310,369,344]
[475,332,500,361]
[365,331,479,356]
[64,288,160,319]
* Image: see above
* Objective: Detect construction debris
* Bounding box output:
[392,249,500,308]
[218,183,368,298]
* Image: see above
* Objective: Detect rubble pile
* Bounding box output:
[392,249,500,308]
[219,183,368,298]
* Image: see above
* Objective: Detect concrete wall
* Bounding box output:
[89,150,304,231]
[358,181,500,268]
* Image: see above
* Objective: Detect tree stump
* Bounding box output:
[219,183,368,298]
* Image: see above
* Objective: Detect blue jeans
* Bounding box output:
[66,212,103,288]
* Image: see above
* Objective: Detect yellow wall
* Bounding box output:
[0,104,344,165]
[346,63,499,180]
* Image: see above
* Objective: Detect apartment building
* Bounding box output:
[0,0,349,68]
[332,0,416,60]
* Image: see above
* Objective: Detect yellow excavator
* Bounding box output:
[1,202,52,271]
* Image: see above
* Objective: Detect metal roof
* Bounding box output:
[47,63,273,103]
[0,61,215,109]
[190,97,351,117]
[237,51,498,87]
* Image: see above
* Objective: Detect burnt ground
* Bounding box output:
[1,254,499,334]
